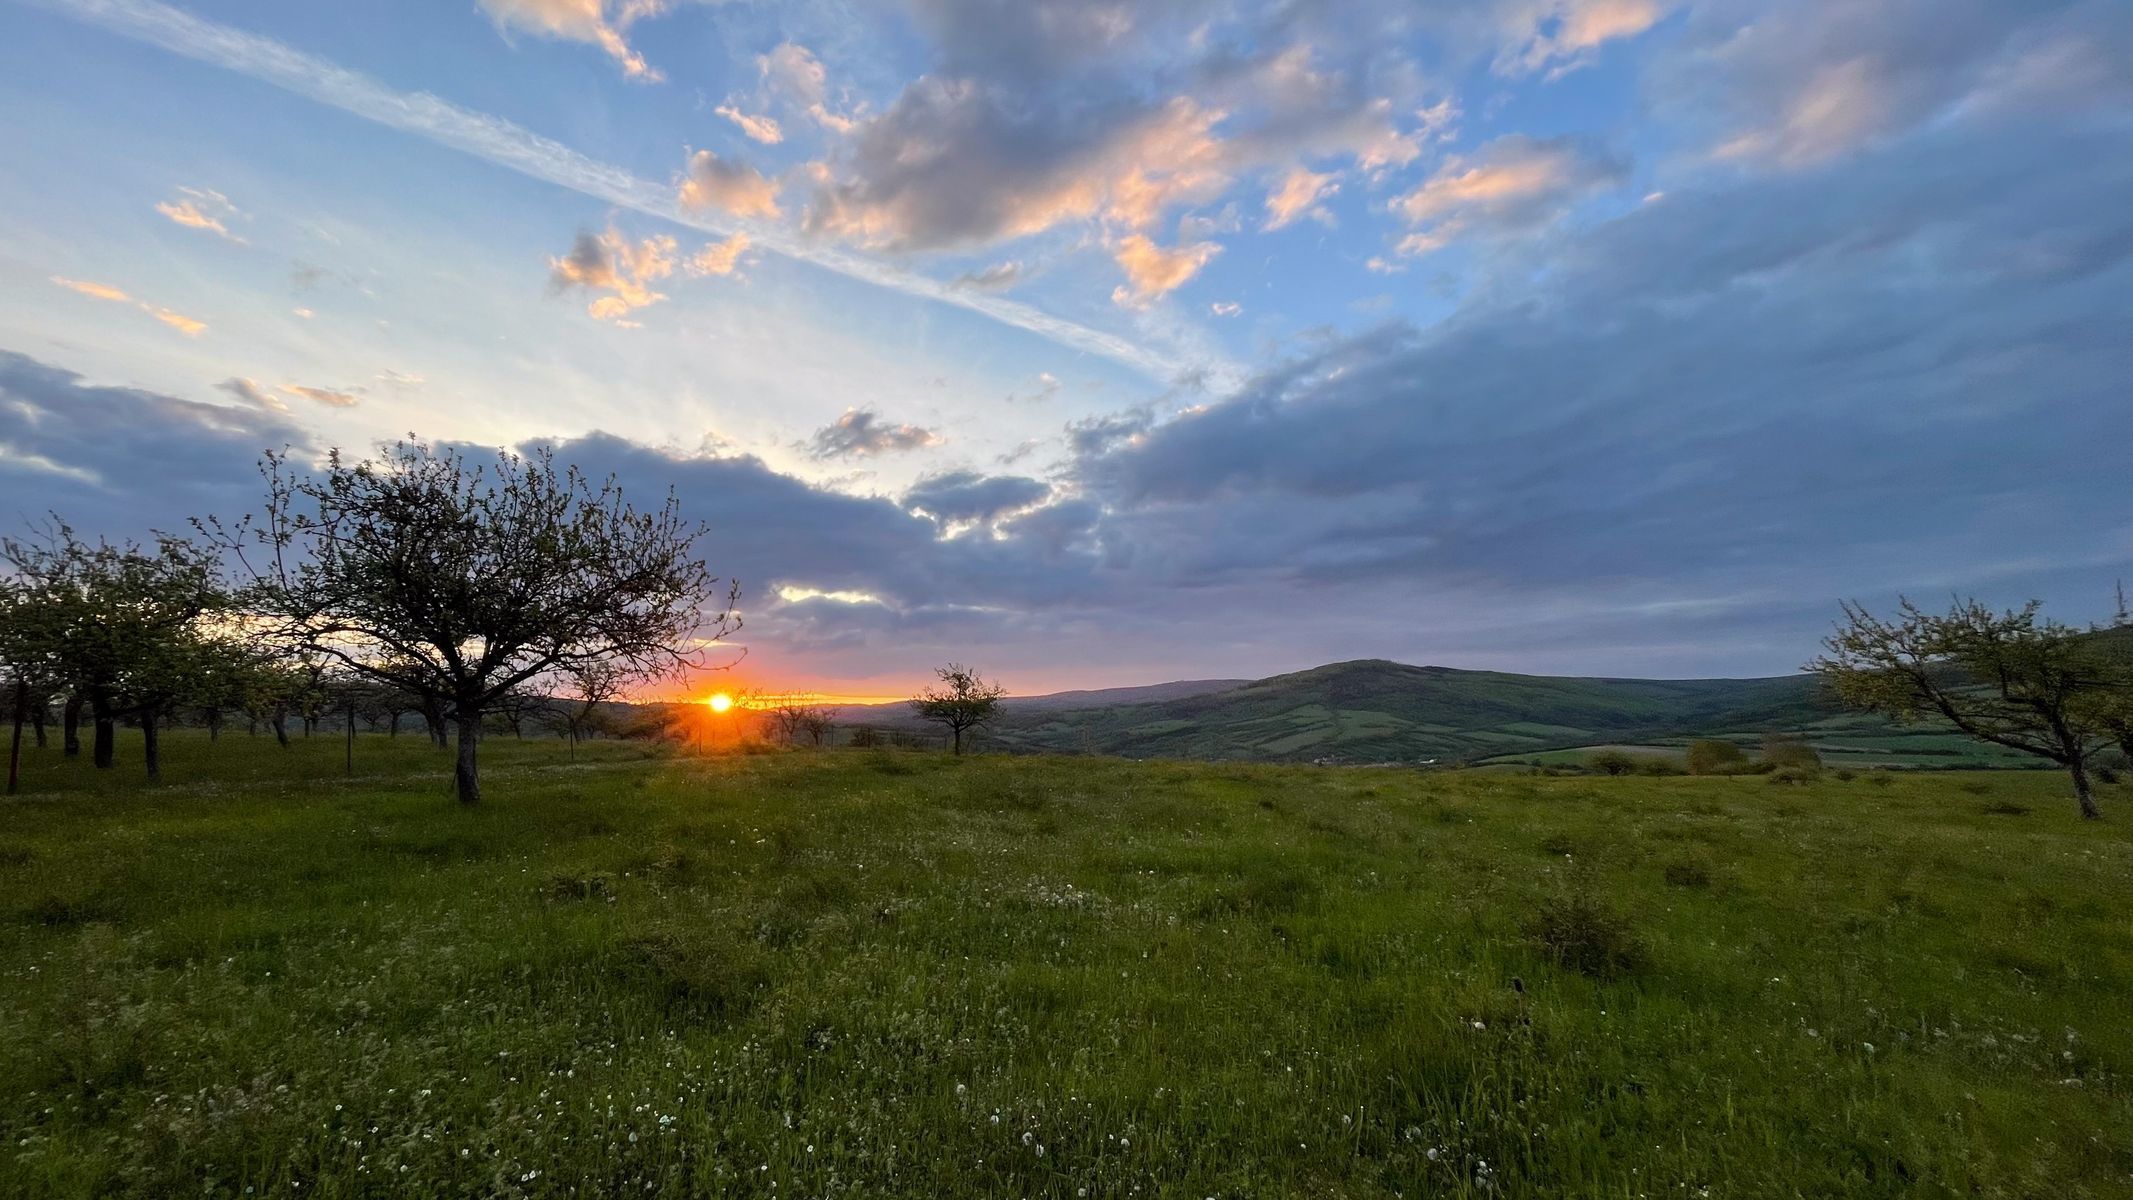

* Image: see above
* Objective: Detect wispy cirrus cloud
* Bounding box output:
[154,185,245,243]
[49,274,208,336]
[715,105,783,145]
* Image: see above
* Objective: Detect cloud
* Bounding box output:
[1006,371,1062,404]
[41,0,1185,379]
[1654,0,2133,168]
[216,377,289,412]
[154,186,246,243]
[548,226,677,320]
[377,369,426,389]
[148,308,208,336]
[1264,166,1340,230]
[476,0,662,81]
[759,42,855,132]
[49,276,130,302]
[1210,301,1242,316]
[50,275,209,336]
[1498,0,1670,77]
[677,149,782,218]
[688,233,752,277]
[807,409,944,459]
[715,105,783,145]
[1389,133,1628,257]
[292,306,315,319]
[902,470,1051,524]
[280,384,363,408]
[951,260,1024,291]
[1110,234,1221,306]
[0,348,305,540]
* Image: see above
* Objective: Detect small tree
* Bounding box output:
[1685,739,1750,775]
[1811,598,2117,819]
[1760,734,1822,772]
[1587,749,1638,776]
[215,441,737,804]
[911,663,1005,755]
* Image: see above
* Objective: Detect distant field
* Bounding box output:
[3,733,2130,1197]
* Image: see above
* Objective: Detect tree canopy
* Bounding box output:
[213,441,736,803]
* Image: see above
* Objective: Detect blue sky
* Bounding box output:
[0,0,2126,697]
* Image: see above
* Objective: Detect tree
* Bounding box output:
[214,441,736,804]
[911,663,1005,755]
[1685,739,1750,775]
[763,698,832,747]
[0,522,228,781]
[1760,734,1822,772]
[1811,598,2118,819]
[545,660,626,761]
[1587,749,1638,776]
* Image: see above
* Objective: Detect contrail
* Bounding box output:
[21,0,1189,380]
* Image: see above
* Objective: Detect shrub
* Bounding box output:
[1637,757,1686,776]
[1766,765,1818,786]
[1587,750,1638,776]
[1761,735,1823,772]
[1528,890,1645,978]
[1685,739,1751,775]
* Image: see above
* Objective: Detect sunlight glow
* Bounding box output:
[705,692,735,713]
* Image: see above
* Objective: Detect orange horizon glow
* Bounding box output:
[705,692,734,713]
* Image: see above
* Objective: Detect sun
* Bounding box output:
[705,692,734,713]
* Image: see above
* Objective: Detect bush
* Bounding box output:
[1587,750,1639,776]
[1637,757,1686,776]
[1528,890,1645,978]
[1761,735,1823,772]
[1685,739,1751,775]
[1766,765,1818,785]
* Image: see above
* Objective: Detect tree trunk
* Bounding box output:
[29,703,46,750]
[206,709,222,742]
[272,705,290,748]
[91,694,116,769]
[454,709,481,805]
[388,711,400,738]
[6,678,24,796]
[141,710,161,782]
[423,698,448,749]
[2071,757,2100,820]
[345,701,357,777]
[63,694,83,758]
[951,725,963,755]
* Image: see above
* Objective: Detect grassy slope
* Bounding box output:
[3,734,2130,1198]
[982,659,1878,763]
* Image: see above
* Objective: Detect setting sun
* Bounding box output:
[705,693,734,713]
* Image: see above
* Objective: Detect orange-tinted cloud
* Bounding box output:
[678,150,782,218]
[1110,234,1221,306]
[549,226,677,321]
[477,0,663,81]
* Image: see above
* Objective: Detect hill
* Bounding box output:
[947,658,2036,768]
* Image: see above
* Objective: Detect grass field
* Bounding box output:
[3,732,2130,1197]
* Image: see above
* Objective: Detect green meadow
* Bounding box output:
[2,733,2129,1197]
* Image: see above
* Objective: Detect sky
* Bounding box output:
[0,0,2127,700]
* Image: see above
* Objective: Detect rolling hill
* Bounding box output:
[832,659,2041,768]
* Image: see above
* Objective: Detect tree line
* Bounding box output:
[1,440,736,804]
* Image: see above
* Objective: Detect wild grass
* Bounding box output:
[2,731,2129,1197]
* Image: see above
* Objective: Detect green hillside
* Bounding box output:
[977,659,2026,766]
